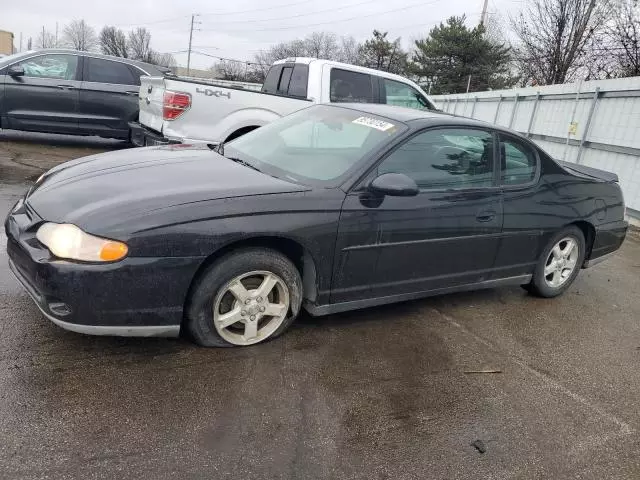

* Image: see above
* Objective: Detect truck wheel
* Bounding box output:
[186,248,303,347]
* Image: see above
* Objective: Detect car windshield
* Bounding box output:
[223,105,406,187]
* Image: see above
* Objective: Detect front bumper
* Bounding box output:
[5,205,203,337]
[128,121,179,148]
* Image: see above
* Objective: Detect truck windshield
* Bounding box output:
[222,105,406,187]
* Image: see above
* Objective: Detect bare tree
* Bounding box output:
[605,0,640,77]
[253,31,364,79]
[37,29,56,49]
[211,60,248,80]
[510,0,611,85]
[99,26,128,57]
[63,19,98,52]
[152,52,177,68]
[337,36,362,64]
[128,28,154,63]
[303,32,340,59]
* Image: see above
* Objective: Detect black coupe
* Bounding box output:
[5,104,628,347]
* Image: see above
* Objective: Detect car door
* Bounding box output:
[3,53,80,134]
[78,56,144,139]
[332,126,503,304]
[492,133,543,278]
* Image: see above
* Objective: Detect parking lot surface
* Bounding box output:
[1,132,640,479]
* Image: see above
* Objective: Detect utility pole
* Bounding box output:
[55,22,58,47]
[480,0,489,27]
[187,14,201,76]
[42,26,45,48]
[19,32,22,52]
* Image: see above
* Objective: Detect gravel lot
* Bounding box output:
[1,130,640,479]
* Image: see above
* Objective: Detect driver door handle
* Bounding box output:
[56,85,75,90]
[476,210,496,222]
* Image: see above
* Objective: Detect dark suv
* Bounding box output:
[0,49,169,140]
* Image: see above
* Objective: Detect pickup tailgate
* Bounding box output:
[139,76,167,134]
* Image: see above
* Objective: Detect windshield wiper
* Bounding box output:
[208,143,261,172]
[226,156,262,172]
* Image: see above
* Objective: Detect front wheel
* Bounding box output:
[527,226,586,298]
[186,248,303,347]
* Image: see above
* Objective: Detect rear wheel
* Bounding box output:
[186,248,302,347]
[527,226,585,298]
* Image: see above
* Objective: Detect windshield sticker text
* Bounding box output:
[352,116,395,131]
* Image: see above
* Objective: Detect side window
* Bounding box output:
[379,128,494,190]
[84,57,136,85]
[17,55,78,80]
[499,136,537,185]
[330,68,374,103]
[287,64,308,97]
[261,65,282,94]
[383,78,433,110]
[277,66,293,94]
[127,65,145,86]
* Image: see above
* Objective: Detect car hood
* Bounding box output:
[27,144,309,230]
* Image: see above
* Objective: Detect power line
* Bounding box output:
[200,0,316,16]
[210,0,448,33]
[113,16,191,28]
[200,0,385,28]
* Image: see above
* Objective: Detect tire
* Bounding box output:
[527,226,586,298]
[186,248,303,347]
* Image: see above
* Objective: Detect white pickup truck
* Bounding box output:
[129,57,436,146]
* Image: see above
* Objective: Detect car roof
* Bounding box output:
[330,103,528,137]
[9,49,168,75]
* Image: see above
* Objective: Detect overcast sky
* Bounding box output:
[4,0,522,69]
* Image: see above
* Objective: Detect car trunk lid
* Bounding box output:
[557,160,619,183]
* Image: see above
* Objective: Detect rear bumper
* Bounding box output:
[128,121,179,147]
[583,219,628,268]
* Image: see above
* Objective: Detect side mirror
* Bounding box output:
[369,173,419,197]
[8,65,25,77]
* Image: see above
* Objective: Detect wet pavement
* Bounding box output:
[1,133,640,479]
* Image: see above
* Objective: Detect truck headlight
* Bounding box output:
[36,223,128,262]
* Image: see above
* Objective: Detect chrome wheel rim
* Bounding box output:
[213,270,290,346]
[544,237,579,288]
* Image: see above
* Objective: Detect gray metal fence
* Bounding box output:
[432,76,640,222]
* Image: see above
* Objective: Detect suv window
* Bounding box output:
[17,54,78,80]
[378,128,494,190]
[84,57,136,85]
[383,78,433,110]
[330,68,374,103]
[261,65,282,94]
[277,66,293,94]
[499,136,537,185]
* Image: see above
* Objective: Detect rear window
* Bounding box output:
[262,63,308,98]
[288,64,308,97]
[261,65,282,94]
[277,66,293,94]
[330,68,375,104]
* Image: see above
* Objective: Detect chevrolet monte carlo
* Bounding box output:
[5,104,628,347]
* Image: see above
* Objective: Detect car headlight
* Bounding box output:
[36,223,128,262]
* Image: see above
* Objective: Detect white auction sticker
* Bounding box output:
[352,116,395,131]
